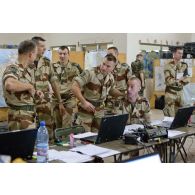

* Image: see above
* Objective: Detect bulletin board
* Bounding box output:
[52,51,85,69]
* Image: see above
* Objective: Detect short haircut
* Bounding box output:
[107,46,119,55]
[59,46,70,54]
[136,53,143,58]
[172,46,183,53]
[104,53,117,64]
[127,76,141,86]
[18,40,37,55]
[31,36,45,45]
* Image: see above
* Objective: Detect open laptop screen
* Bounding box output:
[95,113,129,144]
[0,128,37,160]
[170,106,195,129]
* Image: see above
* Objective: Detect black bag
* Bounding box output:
[155,95,165,110]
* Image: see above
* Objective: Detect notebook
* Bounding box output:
[81,114,129,144]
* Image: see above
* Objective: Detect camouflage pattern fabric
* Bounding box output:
[30,56,58,139]
[74,66,115,132]
[122,96,151,124]
[131,60,145,96]
[163,61,189,117]
[52,61,80,128]
[106,62,132,114]
[2,63,36,130]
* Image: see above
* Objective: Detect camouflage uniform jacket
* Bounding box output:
[112,62,132,92]
[122,96,151,124]
[74,66,115,102]
[30,56,58,104]
[131,60,144,79]
[52,61,80,101]
[3,63,35,107]
[164,60,189,93]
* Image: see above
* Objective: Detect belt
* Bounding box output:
[7,104,35,112]
[166,86,183,92]
[86,99,104,107]
[61,93,73,101]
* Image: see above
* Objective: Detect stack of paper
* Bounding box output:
[70,144,120,158]
[48,149,93,163]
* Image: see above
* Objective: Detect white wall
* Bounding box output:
[127,33,191,64]
[190,34,195,42]
[42,33,127,52]
[0,33,127,53]
[0,33,44,45]
[0,33,193,63]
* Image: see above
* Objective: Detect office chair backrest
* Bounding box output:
[54,125,85,142]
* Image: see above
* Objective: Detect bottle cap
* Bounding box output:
[40,121,46,126]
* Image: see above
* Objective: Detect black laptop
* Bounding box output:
[81,114,129,144]
[158,106,195,129]
[0,128,38,160]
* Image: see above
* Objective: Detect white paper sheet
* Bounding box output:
[97,149,120,158]
[163,117,174,122]
[176,73,183,80]
[73,132,98,139]
[70,144,110,156]
[150,120,163,126]
[48,149,93,163]
[168,130,186,138]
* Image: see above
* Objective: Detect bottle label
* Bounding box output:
[37,143,48,163]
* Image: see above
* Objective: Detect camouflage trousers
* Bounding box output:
[163,90,184,117]
[36,102,54,139]
[53,97,77,129]
[8,109,36,131]
[76,105,105,132]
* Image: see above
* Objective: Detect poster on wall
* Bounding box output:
[183,83,195,105]
[84,50,107,69]
[160,59,172,66]
[0,49,18,107]
[182,59,193,67]
[154,66,165,91]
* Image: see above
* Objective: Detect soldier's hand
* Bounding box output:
[36,90,44,99]
[82,101,95,113]
[59,102,66,116]
[28,84,36,97]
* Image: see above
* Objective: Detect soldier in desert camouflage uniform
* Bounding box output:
[72,54,124,132]
[106,47,132,114]
[31,37,65,139]
[131,54,145,96]
[52,46,80,129]
[163,47,190,117]
[122,77,151,124]
[3,40,43,130]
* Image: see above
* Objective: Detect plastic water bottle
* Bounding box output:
[36,121,49,163]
